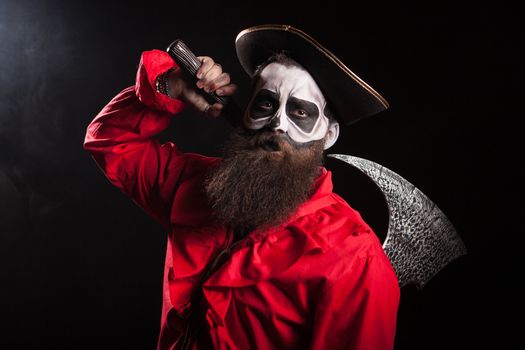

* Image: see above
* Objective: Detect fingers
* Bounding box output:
[198,102,223,118]
[207,103,224,118]
[207,72,231,92]
[215,83,237,97]
[197,65,223,92]
[182,87,209,112]
[196,56,220,88]
[196,56,230,94]
[196,56,215,80]
[181,88,223,118]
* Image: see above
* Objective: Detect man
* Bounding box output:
[84,25,399,350]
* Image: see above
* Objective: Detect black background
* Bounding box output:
[0,0,522,349]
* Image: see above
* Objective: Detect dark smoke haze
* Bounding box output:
[1,2,77,243]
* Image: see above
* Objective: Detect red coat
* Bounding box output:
[84,50,400,350]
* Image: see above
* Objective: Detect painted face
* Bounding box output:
[244,62,332,144]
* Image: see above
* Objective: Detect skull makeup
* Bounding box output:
[244,62,339,149]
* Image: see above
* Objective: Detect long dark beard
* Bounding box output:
[204,128,326,233]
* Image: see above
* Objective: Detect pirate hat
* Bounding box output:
[235,24,389,126]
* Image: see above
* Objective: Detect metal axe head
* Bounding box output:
[327,154,467,289]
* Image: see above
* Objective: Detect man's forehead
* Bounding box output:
[259,62,305,80]
[258,63,324,100]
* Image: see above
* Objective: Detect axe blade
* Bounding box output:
[328,154,467,289]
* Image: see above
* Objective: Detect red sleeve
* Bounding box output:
[309,254,400,350]
[83,50,188,228]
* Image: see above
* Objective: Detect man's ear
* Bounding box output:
[324,121,340,150]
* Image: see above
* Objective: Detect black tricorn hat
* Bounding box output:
[235,24,389,126]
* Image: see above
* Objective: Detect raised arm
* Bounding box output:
[83,49,236,228]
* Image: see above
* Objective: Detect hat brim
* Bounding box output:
[235,24,389,126]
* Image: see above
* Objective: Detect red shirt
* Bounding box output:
[84,50,400,350]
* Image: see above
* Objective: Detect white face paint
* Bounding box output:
[243,62,334,145]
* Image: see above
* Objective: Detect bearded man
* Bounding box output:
[84,25,399,350]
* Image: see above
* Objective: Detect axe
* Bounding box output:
[167,40,467,289]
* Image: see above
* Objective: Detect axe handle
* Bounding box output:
[166,39,241,126]
[167,39,229,105]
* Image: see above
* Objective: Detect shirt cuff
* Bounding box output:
[135,49,186,115]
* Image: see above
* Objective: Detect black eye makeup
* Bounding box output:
[286,97,319,133]
[250,89,279,119]
[248,90,321,134]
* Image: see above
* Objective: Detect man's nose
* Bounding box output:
[268,110,288,134]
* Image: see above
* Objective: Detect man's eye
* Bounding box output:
[256,101,274,111]
[290,109,309,118]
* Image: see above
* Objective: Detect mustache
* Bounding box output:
[234,129,312,152]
